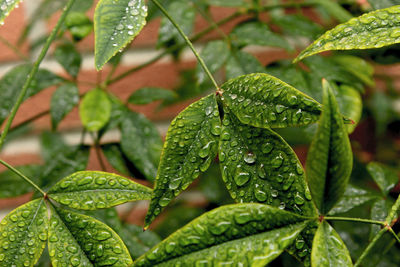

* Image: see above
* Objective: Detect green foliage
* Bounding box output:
[50,83,80,129]
[128,87,177,105]
[0,165,40,198]
[0,0,21,24]
[79,89,112,132]
[54,43,82,78]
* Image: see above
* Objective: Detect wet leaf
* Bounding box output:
[311,221,353,267]
[335,85,362,134]
[219,109,316,216]
[120,110,163,181]
[50,83,80,130]
[295,5,400,62]
[94,0,147,69]
[102,143,131,176]
[331,55,375,87]
[306,80,353,214]
[0,165,41,198]
[221,73,322,129]
[128,87,177,105]
[135,204,308,266]
[0,199,48,267]
[48,204,132,266]
[0,0,21,25]
[54,43,82,77]
[367,162,399,195]
[79,89,111,132]
[368,0,400,9]
[144,94,221,228]
[48,171,152,210]
[225,50,266,80]
[370,199,392,239]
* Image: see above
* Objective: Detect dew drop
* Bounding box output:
[234,172,250,186]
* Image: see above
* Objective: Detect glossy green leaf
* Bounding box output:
[48,171,152,210]
[50,83,80,130]
[221,73,322,129]
[128,87,177,105]
[102,143,131,176]
[196,40,230,84]
[135,204,308,266]
[0,0,21,25]
[0,199,48,267]
[367,162,399,195]
[54,43,82,77]
[120,110,163,181]
[306,80,353,214]
[311,221,353,267]
[225,50,266,80]
[0,165,41,198]
[219,109,316,216]
[295,5,400,62]
[94,0,147,69]
[368,0,400,9]
[79,89,111,132]
[48,205,132,266]
[145,94,221,227]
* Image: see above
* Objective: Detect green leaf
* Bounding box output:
[272,14,323,39]
[331,55,375,87]
[367,162,399,195]
[221,73,322,129]
[294,5,400,62]
[0,0,21,25]
[51,83,80,130]
[120,110,163,181]
[0,199,48,267]
[94,0,147,69]
[135,204,308,266]
[225,50,266,80]
[79,89,111,132]
[370,199,392,239]
[65,12,93,41]
[196,40,230,84]
[0,165,41,198]
[128,87,177,105]
[313,0,353,23]
[368,0,400,9]
[205,0,250,7]
[306,80,353,214]
[335,85,362,133]
[48,171,152,210]
[311,221,353,267]
[48,204,133,266]
[40,131,67,163]
[102,143,131,176]
[219,109,316,216]
[54,43,82,77]
[144,94,221,228]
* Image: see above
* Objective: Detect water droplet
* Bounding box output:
[261,143,273,154]
[244,152,256,164]
[95,231,111,241]
[254,190,267,202]
[294,192,305,205]
[70,256,80,266]
[271,153,284,168]
[159,197,171,207]
[165,242,176,253]
[234,172,250,186]
[234,212,252,224]
[210,221,231,235]
[78,176,93,186]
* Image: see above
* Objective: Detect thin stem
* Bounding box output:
[91,132,107,172]
[386,193,400,225]
[0,0,77,150]
[8,110,49,133]
[151,0,220,91]
[0,159,46,196]
[324,216,386,226]
[354,229,386,267]
[0,35,29,61]
[388,228,400,245]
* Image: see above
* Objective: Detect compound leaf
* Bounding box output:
[367,162,399,195]
[135,204,308,266]
[51,83,80,130]
[48,171,152,210]
[306,80,353,214]
[79,89,111,132]
[295,5,400,62]
[48,204,132,266]
[221,73,322,129]
[128,87,177,105]
[0,199,48,267]
[144,94,221,228]
[0,0,21,24]
[311,221,353,267]
[94,0,147,69]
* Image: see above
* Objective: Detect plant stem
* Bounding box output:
[0,0,77,151]
[91,132,107,172]
[0,159,46,196]
[324,216,386,226]
[354,229,386,267]
[151,0,220,91]
[386,193,400,225]
[388,228,400,245]
[0,35,29,61]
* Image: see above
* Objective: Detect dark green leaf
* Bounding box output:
[370,199,392,239]
[225,50,266,80]
[295,6,400,62]
[0,165,41,198]
[219,109,316,216]
[102,143,131,176]
[94,0,147,69]
[367,162,399,195]
[51,83,80,130]
[313,0,353,23]
[0,199,48,267]
[311,221,353,267]
[221,73,322,129]
[99,94,126,136]
[331,55,375,87]
[335,85,362,133]
[368,0,400,9]
[120,110,163,181]
[0,0,21,24]
[135,204,308,266]
[65,12,93,41]
[54,43,82,77]
[48,205,132,266]
[306,80,353,214]
[40,131,67,163]
[272,14,323,39]
[82,207,123,233]
[145,94,221,227]
[79,89,111,132]
[48,171,152,210]
[128,87,177,105]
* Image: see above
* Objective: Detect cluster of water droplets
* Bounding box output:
[0,0,21,25]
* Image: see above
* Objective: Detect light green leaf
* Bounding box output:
[144,94,221,228]
[79,89,111,132]
[367,162,399,195]
[225,50,266,80]
[306,80,353,214]
[120,110,163,181]
[102,143,131,176]
[0,0,21,25]
[295,5,400,62]
[48,171,152,210]
[221,73,322,129]
[331,55,375,87]
[65,12,93,41]
[94,0,147,69]
[48,204,133,266]
[54,43,82,77]
[128,87,177,105]
[368,0,400,9]
[135,204,308,267]
[0,165,41,198]
[51,83,80,130]
[219,109,316,216]
[311,221,353,267]
[0,199,48,267]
